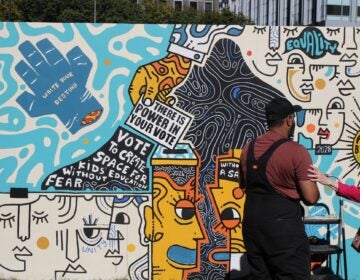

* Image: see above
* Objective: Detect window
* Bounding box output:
[175,0,182,11]
[205,2,212,12]
[327,0,350,20]
[190,1,197,10]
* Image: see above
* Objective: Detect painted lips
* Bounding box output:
[318,128,330,140]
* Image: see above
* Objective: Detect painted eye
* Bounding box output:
[83,227,101,239]
[115,212,130,224]
[220,208,240,229]
[283,27,298,36]
[288,53,304,65]
[79,215,103,246]
[32,211,48,224]
[327,97,344,110]
[0,213,15,229]
[175,200,195,220]
[326,27,340,36]
[253,26,267,34]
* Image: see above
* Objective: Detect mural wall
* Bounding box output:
[0,22,359,279]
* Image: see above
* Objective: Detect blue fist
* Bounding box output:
[15,39,102,134]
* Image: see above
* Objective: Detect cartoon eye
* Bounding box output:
[114,212,130,224]
[310,65,325,72]
[83,227,101,239]
[253,26,266,35]
[0,213,15,229]
[32,211,49,224]
[220,208,240,229]
[327,97,344,111]
[283,27,298,37]
[79,215,103,246]
[327,28,341,36]
[175,199,195,220]
[288,53,304,65]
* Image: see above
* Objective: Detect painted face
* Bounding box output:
[107,195,149,273]
[286,53,314,102]
[52,196,122,279]
[0,202,32,273]
[289,63,346,147]
[207,150,247,273]
[146,173,204,278]
[298,97,345,146]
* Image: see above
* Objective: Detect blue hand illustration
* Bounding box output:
[15,39,103,134]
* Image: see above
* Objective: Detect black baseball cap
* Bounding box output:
[265,97,302,121]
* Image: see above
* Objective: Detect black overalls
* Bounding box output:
[242,138,311,280]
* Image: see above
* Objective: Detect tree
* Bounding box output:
[0,0,23,21]
[3,0,253,24]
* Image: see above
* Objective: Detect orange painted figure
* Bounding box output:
[207,149,249,277]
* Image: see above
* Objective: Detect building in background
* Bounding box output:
[142,0,220,12]
[220,0,360,26]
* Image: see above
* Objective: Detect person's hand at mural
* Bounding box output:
[128,52,191,106]
[15,39,103,134]
[308,164,360,203]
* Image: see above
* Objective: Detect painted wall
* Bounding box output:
[0,23,359,279]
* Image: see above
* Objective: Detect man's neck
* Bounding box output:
[269,127,289,138]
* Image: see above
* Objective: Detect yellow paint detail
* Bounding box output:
[353,130,360,164]
[315,78,326,90]
[127,243,136,252]
[287,69,310,101]
[37,236,49,249]
[83,138,89,144]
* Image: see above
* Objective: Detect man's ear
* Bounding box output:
[286,115,293,127]
[144,205,163,242]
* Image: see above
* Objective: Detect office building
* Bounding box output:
[220,0,360,26]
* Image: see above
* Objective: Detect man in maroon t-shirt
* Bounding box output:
[240,97,319,280]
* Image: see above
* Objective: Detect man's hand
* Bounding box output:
[129,53,191,106]
[15,39,102,134]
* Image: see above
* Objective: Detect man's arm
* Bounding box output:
[298,180,320,205]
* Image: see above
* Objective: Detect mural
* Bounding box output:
[0,22,359,279]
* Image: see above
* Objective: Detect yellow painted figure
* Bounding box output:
[144,172,205,280]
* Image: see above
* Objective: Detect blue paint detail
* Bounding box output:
[296,110,305,127]
[0,107,25,132]
[212,252,230,261]
[227,27,243,36]
[231,87,241,99]
[190,25,212,38]
[324,66,334,77]
[15,39,103,134]
[284,27,340,58]
[168,245,196,265]
[19,22,74,42]
[36,117,58,128]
